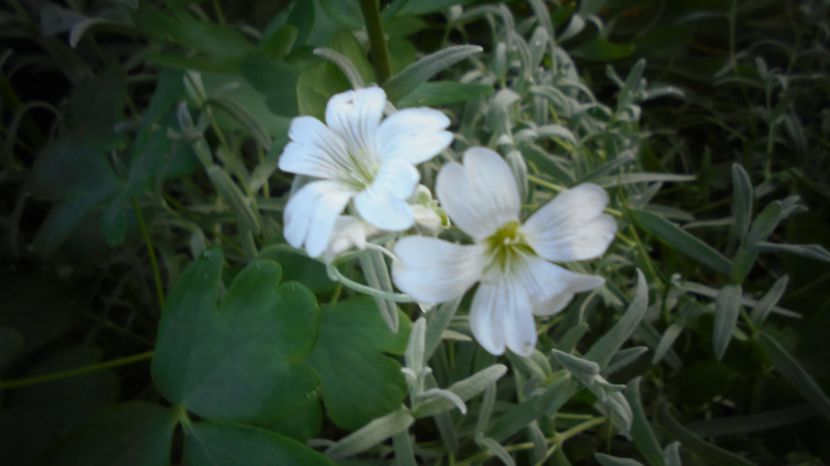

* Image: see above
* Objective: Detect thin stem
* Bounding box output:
[0,351,154,390]
[359,0,392,83]
[211,0,227,25]
[133,201,166,312]
[456,417,607,466]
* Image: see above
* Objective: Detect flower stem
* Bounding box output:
[359,0,392,83]
[0,351,154,390]
[133,200,165,312]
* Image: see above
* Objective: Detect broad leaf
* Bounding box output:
[184,421,334,466]
[308,296,411,430]
[152,249,320,424]
[49,402,176,466]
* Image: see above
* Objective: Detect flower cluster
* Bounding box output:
[279,87,615,357]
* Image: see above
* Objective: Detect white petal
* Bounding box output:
[354,159,420,231]
[436,147,521,239]
[392,237,484,303]
[510,255,605,315]
[523,183,616,262]
[283,180,353,258]
[470,277,534,356]
[323,215,378,262]
[325,86,386,158]
[533,292,574,317]
[278,116,350,180]
[376,108,452,165]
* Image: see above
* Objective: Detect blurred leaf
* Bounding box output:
[287,0,316,48]
[595,453,644,466]
[750,275,789,325]
[758,333,830,422]
[101,201,128,247]
[387,0,475,16]
[206,166,262,234]
[49,402,175,466]
[659,405,754,466]
[240,53,300,117]
[731,164,753,240]
[713,284,742,360]
[630,209,732,274]
[397,81,493,108]
[67,65,126,148]
[0,272,80,356]
[383,45,483,103]
[261,25,298,59]
[29,138,119,203]
[308,296,411,430]
[133,5,253,59]
[0,346,119,466]
[31,199,95,255]
[687,404,816,437]
[572,38,635,61]
[329,29,375,84]
[297,62,351,120]
[586,269,649,367]
[184,421,334,466]
[152,249,320,424]
[757,242,830,264]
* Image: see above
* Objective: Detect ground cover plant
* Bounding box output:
[1,0,829,464]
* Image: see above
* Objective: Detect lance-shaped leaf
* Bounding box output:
[585,269,649,367]
[383,45,483,103]
[713,284,742,360]
[630,209,732,275]
[731,164,753,240]
[325,408,414,460]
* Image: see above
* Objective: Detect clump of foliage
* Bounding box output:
[1,0,829,465]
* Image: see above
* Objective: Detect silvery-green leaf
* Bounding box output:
[405,317,427,376]
[325,408,414,460]
[605,346,648,375]
[586,270,649,367]
[663,442,682,466]
[595,453,645,466]
[757,242,830,264]
[475,433,515,466]
[625,378,665,466]
[750,275,789,325]
[383,45,483,103]
[731,164,753,240]
[552,350,599,386]
[713,284,742,360]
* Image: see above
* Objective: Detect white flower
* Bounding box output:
[392,147,616,356]
[279,86,453,257]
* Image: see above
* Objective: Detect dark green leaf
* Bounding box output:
[659,405,755,466]
[308,296,411,430]
[297,62,351,120]
[687,404,816,437]
[630,209,732,274]
[67,65,126,149]
[152,249,320,424]
[757,242,830,264]
[261,25,298,59]
[758,333,830,422]
[184,421,334,466]
[572,38,635,61]
[240,53,300,117]
[49,402,176,466]
[595,453,644,466]
[133,6,253,59]
[750,275,789,325]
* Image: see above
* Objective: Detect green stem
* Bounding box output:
[133,201,166,312]
[359,0,392,83]
[0,351,154,390]
[456,417,607,466]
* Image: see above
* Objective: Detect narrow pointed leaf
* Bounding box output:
[713,284,742,360]
[383,45,483,103]
[585,269,649,367]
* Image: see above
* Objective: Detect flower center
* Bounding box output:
[484,220,534,272]
[342,150,378,190]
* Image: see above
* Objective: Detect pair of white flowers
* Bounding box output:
[279,87,616,357]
